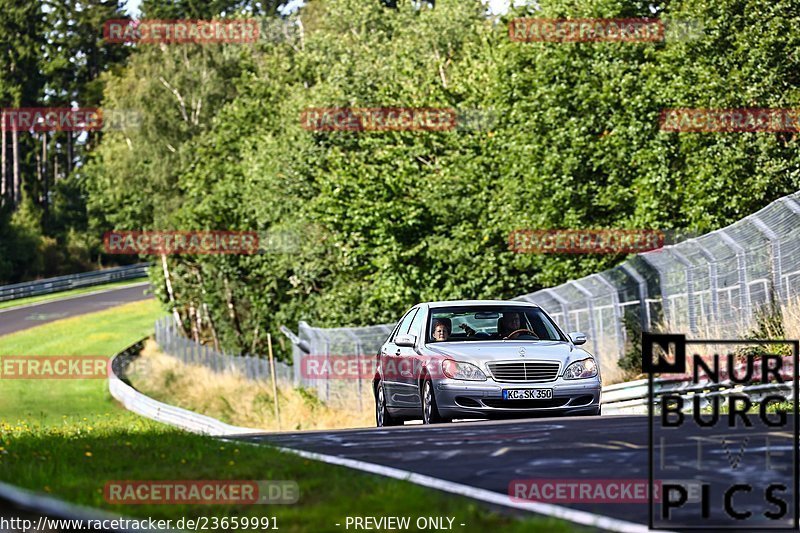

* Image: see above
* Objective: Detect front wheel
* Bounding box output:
[376,381,402,427]
[421,378,446,424]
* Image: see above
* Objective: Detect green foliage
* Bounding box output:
[83,0,800,359]
[619,310,643,378]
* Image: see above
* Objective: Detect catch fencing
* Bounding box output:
[154,317,293,384]
[285,189,800,395]
[0,263,150,302]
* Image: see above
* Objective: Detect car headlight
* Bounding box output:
[563,358,598,379]
[442,359,487,381]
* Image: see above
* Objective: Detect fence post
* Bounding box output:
[542,289,571,331]
[718,229,751,329]
[621,262,651,331]
[596,272,625,359]
[748,214,784,303]
[570,281,598,355]
[666,247,696,334]
[692,240,720,329]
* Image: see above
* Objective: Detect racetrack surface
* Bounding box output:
[0,283,152,337]
[235,414,796,530]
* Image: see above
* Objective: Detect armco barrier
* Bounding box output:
[109,340,260,436]
[0,479,159,533]
[0,263,150,303]
[600,376,790,415]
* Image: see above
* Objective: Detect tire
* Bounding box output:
[375,381,402,427]
[421,378,446,424]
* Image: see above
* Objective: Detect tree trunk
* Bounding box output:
[194,268,221,352]
[161,254,187,335]
[223,276,245,352]
[67,131,73,176]
[1,110,6,202]
[12,128,19,205]
[189,302,200,342]
[42,132,47,207]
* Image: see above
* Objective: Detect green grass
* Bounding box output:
[0,299,162,422]
[0,279,148,311]
[0,302,581,532]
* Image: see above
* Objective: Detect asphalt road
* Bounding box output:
[0,283,152,337]
[235,414,797,531]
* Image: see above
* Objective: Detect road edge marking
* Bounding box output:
[273,445,666,533]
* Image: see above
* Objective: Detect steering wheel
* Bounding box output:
[505,329,539,340]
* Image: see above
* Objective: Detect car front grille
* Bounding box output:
[487,361,560,382]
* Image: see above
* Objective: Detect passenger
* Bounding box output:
[431,318,451,342]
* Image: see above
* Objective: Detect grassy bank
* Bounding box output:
[129,341,373,432]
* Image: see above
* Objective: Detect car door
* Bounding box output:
[395,305,427,408]
[381,307,418,406]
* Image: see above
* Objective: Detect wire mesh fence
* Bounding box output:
[288,189,800,395]
[154,317,293,384]
[152,190,800,398]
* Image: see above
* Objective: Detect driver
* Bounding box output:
[431,318,451,342]
[497,312,522,338]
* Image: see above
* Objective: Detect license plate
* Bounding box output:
[503,388,553,400]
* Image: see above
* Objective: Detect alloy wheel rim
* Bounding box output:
[377,386,384,426]
[423,382,432,423]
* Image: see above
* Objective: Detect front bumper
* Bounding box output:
[434,376,601,418]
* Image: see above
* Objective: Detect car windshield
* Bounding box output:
[426,305,566,343]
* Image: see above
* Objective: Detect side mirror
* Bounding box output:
[395,334,417,348]
[569,332,587,345]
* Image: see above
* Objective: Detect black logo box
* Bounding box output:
[644,333,800,531]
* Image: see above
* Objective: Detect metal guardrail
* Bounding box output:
[600,377,791,415]
[109,339,260,436]
[0,263,150,303]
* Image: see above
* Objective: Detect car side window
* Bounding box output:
[407,306,426,338]
[391,308,418,342]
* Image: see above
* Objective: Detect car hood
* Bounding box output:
[423,340,592,367]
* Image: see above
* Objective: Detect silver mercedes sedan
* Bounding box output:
[373,300,602,426]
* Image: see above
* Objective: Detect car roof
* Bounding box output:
[423,299,540,308]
